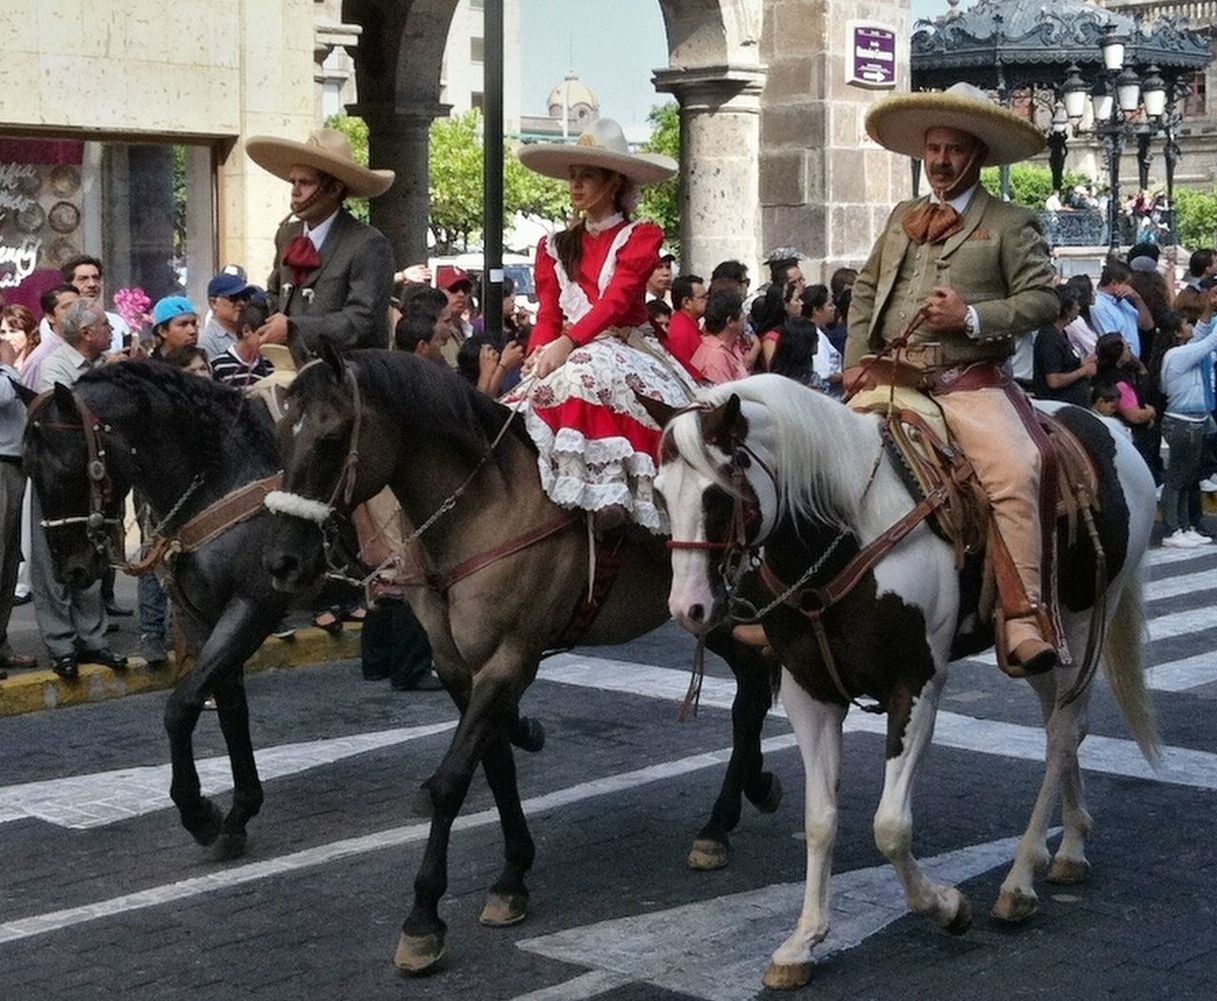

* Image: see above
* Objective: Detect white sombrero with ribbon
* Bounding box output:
[245,128,395,198]
[866,82,1046,167]
[518,118,676,185]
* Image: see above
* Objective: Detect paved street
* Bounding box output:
[1,544,1216,1001]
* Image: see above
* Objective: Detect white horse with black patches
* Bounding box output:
[646,374,1159,991]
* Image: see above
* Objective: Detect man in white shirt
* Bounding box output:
[30,299,127,680]
[56,255,132,353]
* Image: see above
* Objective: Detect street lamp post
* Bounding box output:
[1059,26,1172,254]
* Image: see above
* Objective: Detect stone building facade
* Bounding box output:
[0,0,914,317]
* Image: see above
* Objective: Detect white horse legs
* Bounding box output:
[872,675,972,934]
[994,656,1093,921]
[763,669,846,991]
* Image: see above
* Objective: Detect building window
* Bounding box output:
[470,36,484,63]
[0,135,216,325]
[471,92,485,111]
[1184,70,1207,119]
[470,0,484,8]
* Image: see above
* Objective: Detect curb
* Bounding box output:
[0,624,363,717]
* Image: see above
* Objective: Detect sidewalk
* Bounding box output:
[0,570,361,716]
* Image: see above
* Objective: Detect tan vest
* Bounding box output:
[877,238,946,348]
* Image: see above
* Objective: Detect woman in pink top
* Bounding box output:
[751,280,803,370]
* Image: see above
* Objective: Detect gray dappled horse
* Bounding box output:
[651,373,1160,990]
[263,347,781,975]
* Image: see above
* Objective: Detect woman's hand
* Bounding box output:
[499,340,525,372]
[533,335,575,378]
[478,344,500,380]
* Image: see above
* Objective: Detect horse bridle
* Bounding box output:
[29,390,126,558]
[664,410,780,608]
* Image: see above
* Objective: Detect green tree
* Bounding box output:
[323,113,372,223]
[1174,187,1217,249]
[979,164,1089,209]
[637,102,680,254]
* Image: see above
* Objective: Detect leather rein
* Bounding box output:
[30,388,280,575]
[665,404,955,714]
[271,365,579,598]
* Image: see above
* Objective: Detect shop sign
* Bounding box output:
[846,21,897,90]
[0,163,42,287]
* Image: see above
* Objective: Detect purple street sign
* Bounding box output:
[848,22,897,90]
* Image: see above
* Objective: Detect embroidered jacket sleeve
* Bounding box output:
[531,237,563,350]
[565,223,663,347]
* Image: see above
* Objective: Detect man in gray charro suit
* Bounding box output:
[245,129,396,355]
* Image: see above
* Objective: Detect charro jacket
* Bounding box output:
[845,185,1057,369]
[266,208,394,353]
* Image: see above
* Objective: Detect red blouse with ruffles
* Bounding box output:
[531,219,663,349]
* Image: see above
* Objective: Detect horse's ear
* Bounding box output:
[723,394,743,437]
[53,382,75,413]
[319,337,345,380]
[635,391,678,429]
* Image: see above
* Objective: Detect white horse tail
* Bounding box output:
[1101,561,1161,766]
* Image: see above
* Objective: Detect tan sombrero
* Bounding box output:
[866,82,1045,167]
[518,118,676,185]
[245,128,395,198]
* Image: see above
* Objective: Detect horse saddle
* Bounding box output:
[850,383,1100,569]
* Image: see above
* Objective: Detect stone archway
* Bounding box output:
[345,0,911,281]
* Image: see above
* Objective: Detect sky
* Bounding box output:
[520,0,958,127]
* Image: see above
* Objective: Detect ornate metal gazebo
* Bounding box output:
[911,0,1212,247]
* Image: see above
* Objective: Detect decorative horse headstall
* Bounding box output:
[264,363,364,527]
[29,389,125,557]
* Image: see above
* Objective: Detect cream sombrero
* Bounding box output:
[518,118,676,185]
[245,128,395,198]
[866,82,1045,167]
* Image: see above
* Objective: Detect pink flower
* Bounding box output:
[113,287,152,332]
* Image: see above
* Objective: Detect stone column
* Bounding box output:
[356,104,448,270]
[760,0,911,283]
[654,66,767,279]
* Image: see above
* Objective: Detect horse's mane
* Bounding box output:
[665,374,877,532]
[75,361,279,470]
[341,351,533,465]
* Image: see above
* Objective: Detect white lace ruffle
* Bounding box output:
[521,407,667,533]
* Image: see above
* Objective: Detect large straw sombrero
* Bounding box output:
[866,82,1045,167]
[245,128,395,198]
[518,118,676,185]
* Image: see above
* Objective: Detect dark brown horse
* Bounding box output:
[263,347,780,974]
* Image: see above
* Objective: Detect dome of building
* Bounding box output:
[547,72,600,121]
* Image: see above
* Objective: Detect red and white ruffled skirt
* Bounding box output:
[504,329,696,533]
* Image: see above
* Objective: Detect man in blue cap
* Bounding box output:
[200,270,258,362]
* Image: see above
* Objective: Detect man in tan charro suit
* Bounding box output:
[845,82,1060,676]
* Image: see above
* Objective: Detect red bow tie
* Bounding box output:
[283,235,322,284]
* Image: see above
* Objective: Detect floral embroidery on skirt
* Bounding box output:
[505,331,696,533]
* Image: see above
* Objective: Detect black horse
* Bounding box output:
[263,348,780,974]
[25,362,299,857]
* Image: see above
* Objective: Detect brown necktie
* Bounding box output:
[903,201,964,245]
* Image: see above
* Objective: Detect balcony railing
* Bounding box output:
[1039,209,1175,247]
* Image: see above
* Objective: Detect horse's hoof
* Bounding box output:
[209,831,248,861]
[394,931,445,974]
[752,772,783,814]
[188,800,224,847]
[480,891,528,927]
[514,716,545,754]
[942,893,972,936]
[411,785,434,819]
[762,961,812,990]
[687,838,729,871]
[992,887,1039,923]
[1048,857,1090,885]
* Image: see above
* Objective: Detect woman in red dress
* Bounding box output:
[509,119,696,533]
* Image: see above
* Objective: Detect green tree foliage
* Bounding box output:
[979,164,1089,209]
[1173,187,1217,249]
[637,103,680,254]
